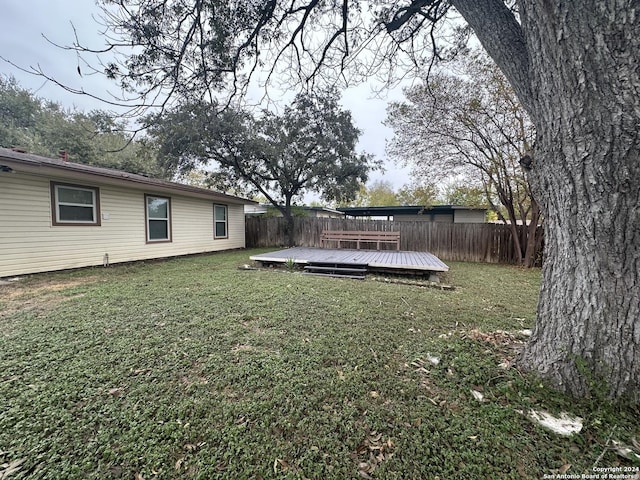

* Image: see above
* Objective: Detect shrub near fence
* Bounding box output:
[245,217,543,265]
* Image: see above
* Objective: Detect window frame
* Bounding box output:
[213,204,228,239]
[50,182,101,226]
[145,194,172,243]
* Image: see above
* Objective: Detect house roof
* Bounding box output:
[304,206,345,216]
[246,204,345,215]
[338,205,487,217]
[0,147,256,205]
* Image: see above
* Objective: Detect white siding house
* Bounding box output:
[0,148,255,277]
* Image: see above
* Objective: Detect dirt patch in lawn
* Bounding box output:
[464,328,529,368]
[0,276,99,321]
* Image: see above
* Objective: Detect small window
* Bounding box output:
[146,195,171,242]
[214,204,228,239]
[51,182,101,225]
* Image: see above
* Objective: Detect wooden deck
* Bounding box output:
[249,247,449,273]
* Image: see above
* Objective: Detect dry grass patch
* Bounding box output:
[0,276,100,340]
[0,276,98,315]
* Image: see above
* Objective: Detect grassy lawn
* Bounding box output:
[1,249,638,479]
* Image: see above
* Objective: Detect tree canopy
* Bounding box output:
[0,75,166,178]
[345,180,482,208]
[386,52,542,266]
[147,89,377,243]
[346,180,401,207]
[44,1,468,111]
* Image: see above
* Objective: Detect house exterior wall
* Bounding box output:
[393,211,486,223]
[453,210,486,223]
[309,211,344,218]
[0,172,246,277]
[394,213,455,223]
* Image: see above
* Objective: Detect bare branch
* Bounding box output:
[12,0,472,119]
[449,0,533,115]
[385,0,440,33]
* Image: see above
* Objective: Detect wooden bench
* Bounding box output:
[320,230,400,250]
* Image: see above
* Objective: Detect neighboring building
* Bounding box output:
[245,204,345,218]
[0,148,256,277]
[338,205,487,223]
[299,206,345,219]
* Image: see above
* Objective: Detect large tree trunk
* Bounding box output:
[453,0,640,400]
[521,135,640,399]
[282,198,296,247]
[517,2,640,400]
[522,199,542,268]
[284,214,295,247]
[503,201,525,266]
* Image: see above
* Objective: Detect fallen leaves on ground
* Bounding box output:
[465,329,526,347]
[465,329,528,368]
[353,431,395,478]
[273,458,298,474]
[612,439,640,462]
[107,387,124,397]
[0,458,26,480]
[470,389,485,402]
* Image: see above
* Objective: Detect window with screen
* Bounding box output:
[51,182,100,226]
[146,195,171,242]
[214,204,228,239]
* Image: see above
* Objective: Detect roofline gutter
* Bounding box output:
[0,148,257,205]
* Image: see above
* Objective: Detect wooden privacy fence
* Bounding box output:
[245,217,543,265]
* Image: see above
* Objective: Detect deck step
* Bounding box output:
[303,262,368,279]
[303,272,366,280]
[303,265,367,274]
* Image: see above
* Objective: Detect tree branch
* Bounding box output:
[385,0,440,33]
[449,0,534,117]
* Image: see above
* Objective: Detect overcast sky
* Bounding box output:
[0,0,412,191]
